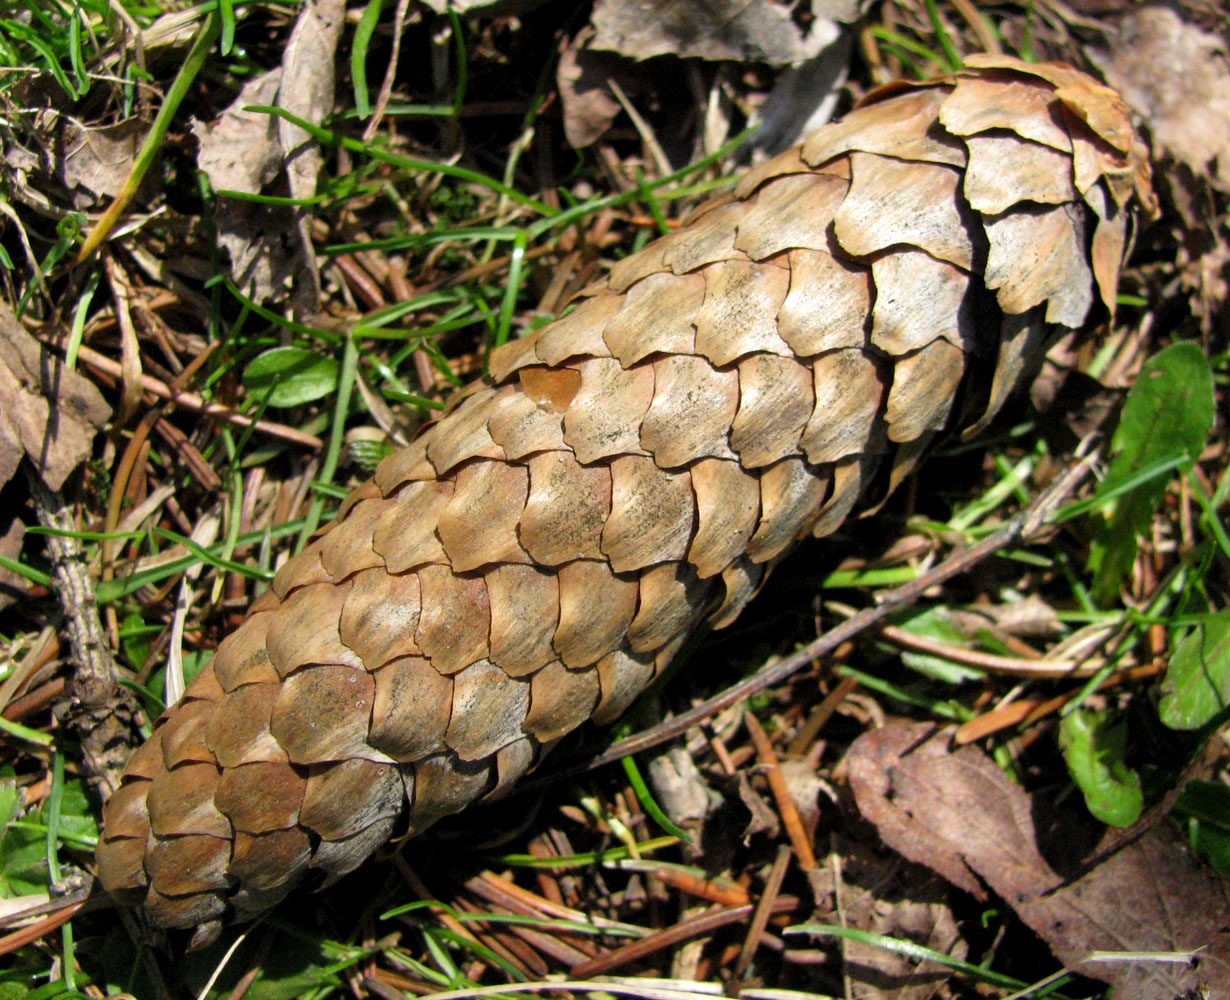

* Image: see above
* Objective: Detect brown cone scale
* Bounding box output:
[96,57,1152,941]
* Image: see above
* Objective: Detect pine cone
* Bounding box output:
[96,56,1152,944]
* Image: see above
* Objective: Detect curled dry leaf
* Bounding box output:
[590,0,844,65]
[846,721,1230,998]
[97,58,1151,946]
[192,0,343,315]
[0,517,26,612]
[0,302,110,493]
[3,112,146,213]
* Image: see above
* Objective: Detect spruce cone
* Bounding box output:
[96,56,1151,944]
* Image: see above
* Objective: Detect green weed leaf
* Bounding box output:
[1159,610,1230,730]
[1058,708,1143,827]
[243,347,340,409]
[1087,342,1214,604]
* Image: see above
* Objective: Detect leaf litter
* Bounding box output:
[193,0,344,314]
[847,721,1230,998]
[0,301,110,494]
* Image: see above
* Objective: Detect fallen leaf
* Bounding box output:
[557,27,632,149]
[591,0,843,65]
[847,722,1230,998]
[277,0,343,317]
[734,770,780,841]
[648,746,717,832]
[1089,5,1230,191]
[0,516,27,611]
[811,835,967,1000]
[193,0,343,315]
[193,71,295,304]
[0,302,110,493]
[4,112,146,213]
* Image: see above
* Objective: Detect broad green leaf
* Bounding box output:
[1175,779,1230,827]
[0,775,98,898]
[1059,708,1143,827]
[243,346,340,409]
[181,927,346,1000]
[1159,611,1230,729]
[1087,343,1214,604]
[1187,821,1230,878]
[51,777,98,846]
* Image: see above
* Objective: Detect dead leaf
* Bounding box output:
[192,0,343,315]
[0,516,27,611]
[807,836,967,1000]
[1089,5,1230,191]
[590,0,844,65]
[277,0,343,317]
[558,28,630,149]
[648,745,717,830]
[4,112,146,212]
[0,302,110,493]
[734,770,780,841]
[746,37,853,157]
[193,72,295,305]
[847,722,1230,998]
[948,594,1064,640]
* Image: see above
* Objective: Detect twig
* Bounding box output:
[732,843,792,981]
[23,470,140,798]
[0,902,84,956]
[569,898,798,978]
[875,622,1120,678]
[745,713,817,870]
[954,663,1163,744]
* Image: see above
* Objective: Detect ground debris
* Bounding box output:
[847,721,1230,998]
[0,302,109,494]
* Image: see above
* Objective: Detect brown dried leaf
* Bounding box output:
[0,302,109,492]
[193,0,342,314]
[848,722,1230,998]
[810,835,967,1000]
[590,0,841,65]
[1089,5,1230,191]
[4,112,145,211]
[0,516,27,611]
[557,28,628,149]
